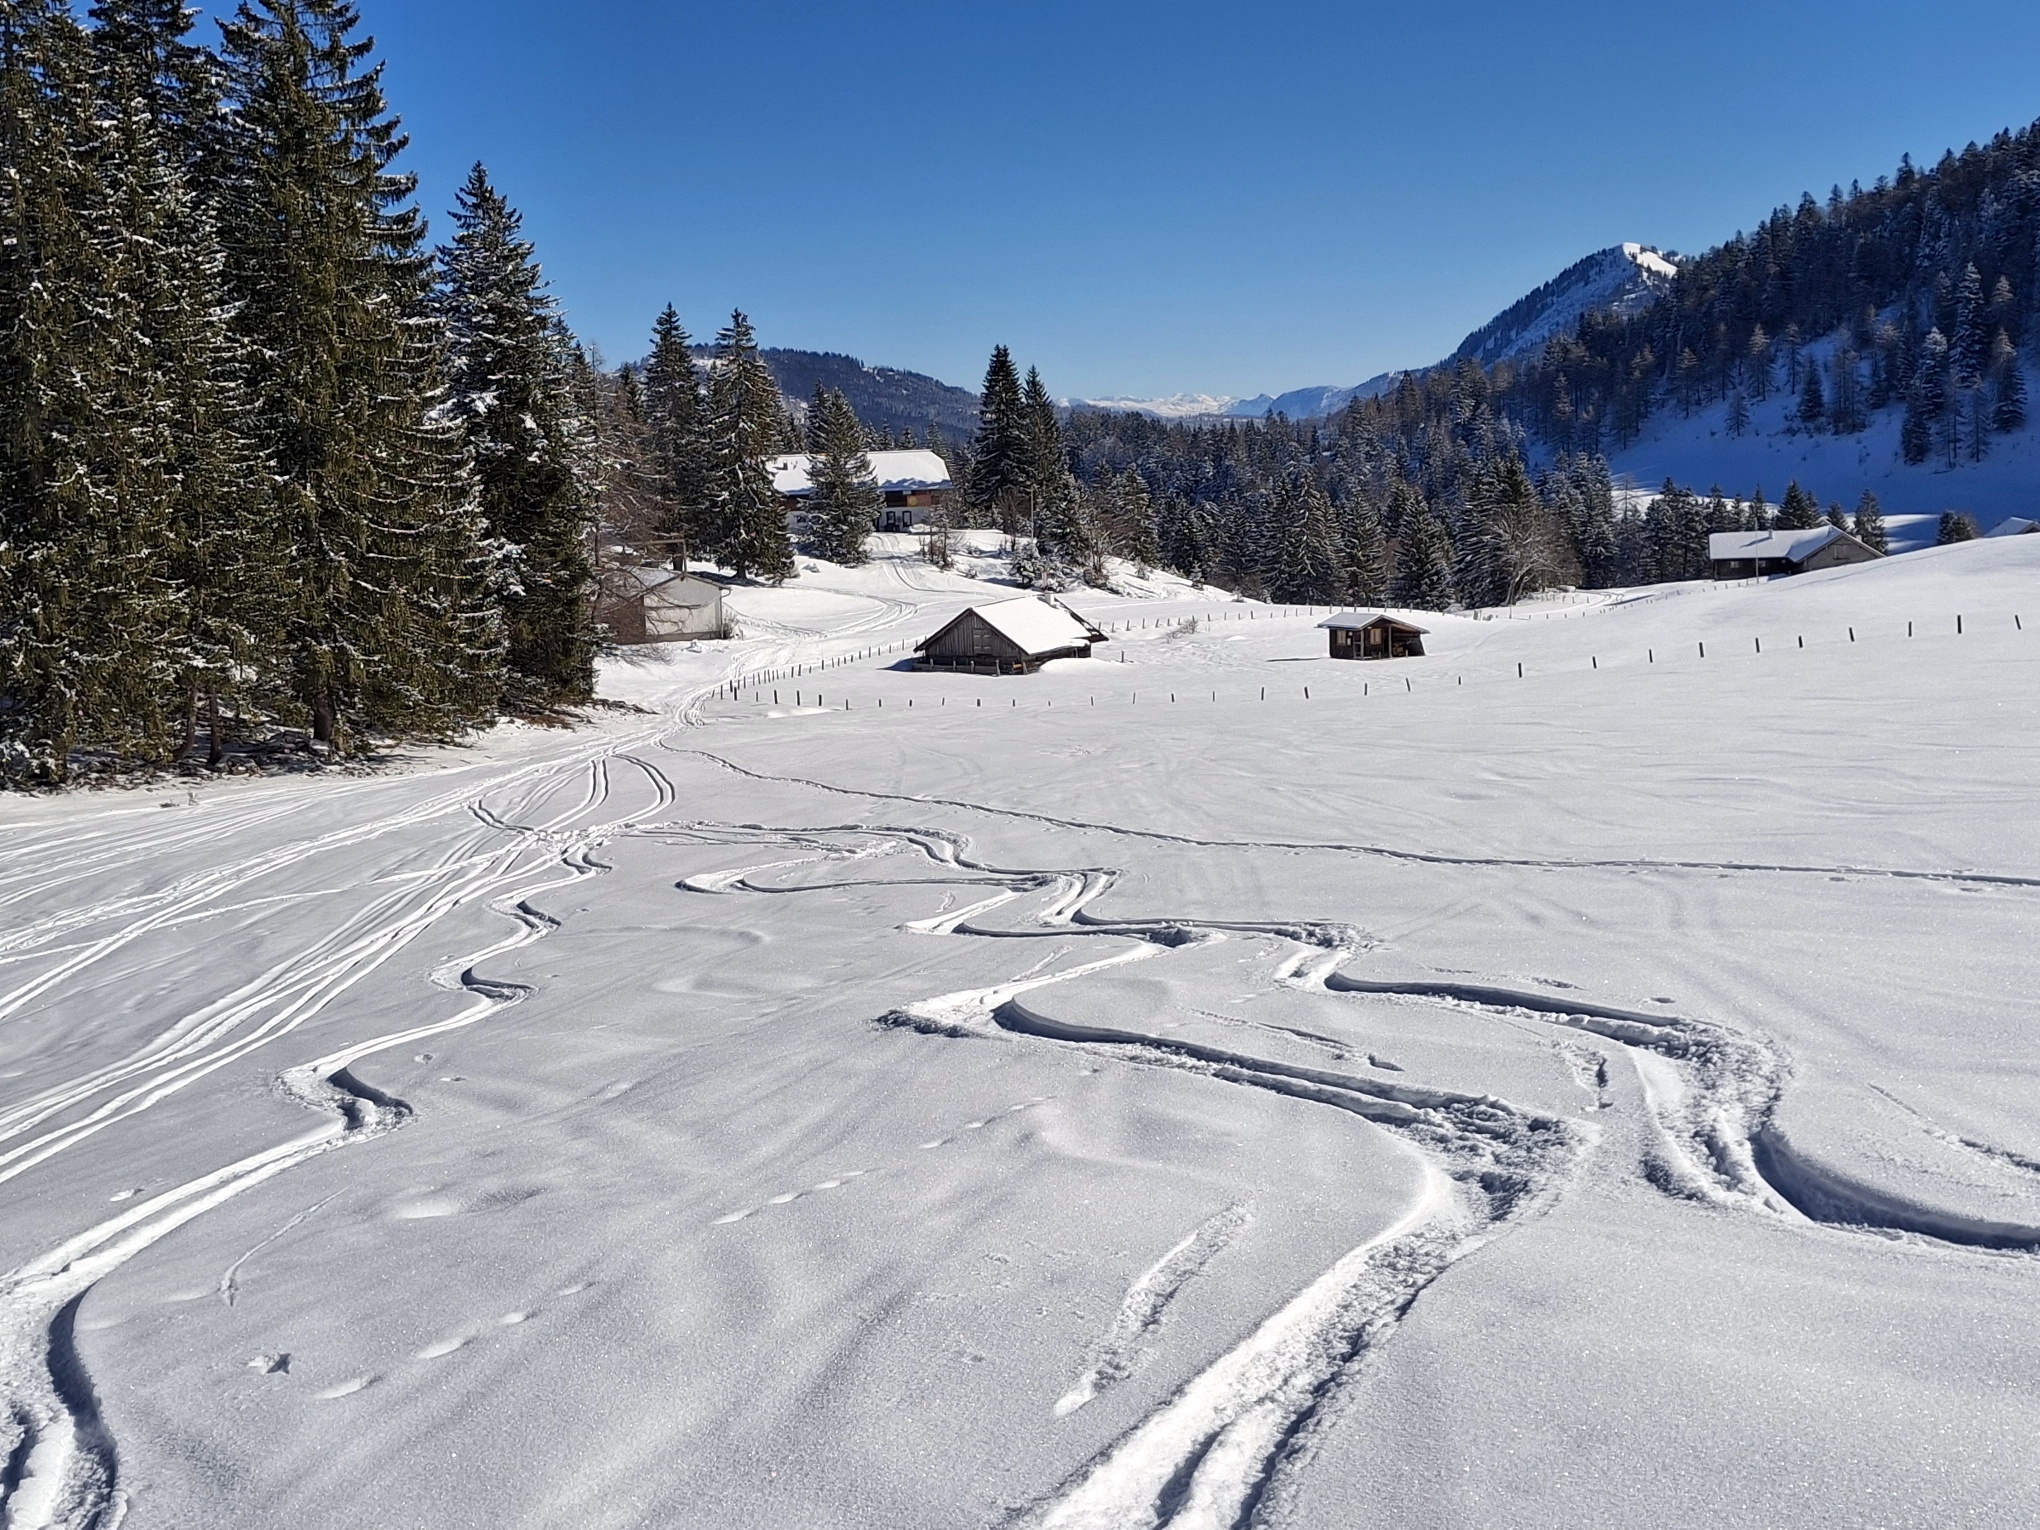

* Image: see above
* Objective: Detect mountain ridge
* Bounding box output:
[1071,244,1681,421]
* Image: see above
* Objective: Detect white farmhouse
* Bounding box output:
[768,449,953,534]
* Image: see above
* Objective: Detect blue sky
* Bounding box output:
[230,1,2040,399]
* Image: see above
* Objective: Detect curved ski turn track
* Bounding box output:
[2,540,2036,1529]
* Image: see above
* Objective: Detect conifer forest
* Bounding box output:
[7,0,2040,785]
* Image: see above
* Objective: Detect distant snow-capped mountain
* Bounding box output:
[1222,374,1405,419]
[1068,393,1244,419]
[1077,243,1682,422]
[1075,373,1405,422]
[1450,243,1679,369]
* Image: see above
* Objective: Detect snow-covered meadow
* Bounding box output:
[2,533,2036,1529]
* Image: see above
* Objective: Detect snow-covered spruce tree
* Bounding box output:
[1934,512,1977,545]
[1515,457,1581,597]
[1795,364,1825,430]
[1451,463,1508,607]
[1020,366,1090,580]
[1641,482,1708,582]
[803,384,879,565]
[1265,472,1346,606]
[1155,492,1210,584]
[0,1,204,783]
[966,344,1030,535]
[1113,468,1160,576]
[700,310,794,583]
[102,72,289,767]
[436,163,595,707]
[217,0,504,752]
[1900,382,1934,465]
[1336,492,1387,605]
[1561,455,1620,589]
[1852,491,1888,554]
[87,3,291,767]
[1993,338,2028,432]
[88,0,225,184]
[1828,349,1866,434]
[1951,263,1989,385]
[641,305,706,564]
[1386,494,1456,611]
[1776,480,1823,530]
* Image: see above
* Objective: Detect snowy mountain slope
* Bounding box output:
[1223,373,1404,419]
[1452,242,1680,368]
[1610,358,2040,537]
[1086,245,1677,422]
[3,539,2037,1528]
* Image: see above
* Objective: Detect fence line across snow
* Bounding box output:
[707,610,2020,714]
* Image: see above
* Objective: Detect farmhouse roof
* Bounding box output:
[1988,516,2039,537]
[614,567,724,602]
[922,597,1096,657]
[766,449,952,498]
[1318,611,1431,633]
[1707,526,1849,562]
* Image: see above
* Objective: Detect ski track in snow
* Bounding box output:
[3,565,2033,1529]
[677,820,2040,1529]
[0,725,716,1528]
[1054,1204,1252,1420]
[0,621,843,1529]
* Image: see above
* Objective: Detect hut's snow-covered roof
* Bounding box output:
[1989,516,2039,537]
[1319,611,1430,633]
[929,598,1095,657]
[767,450,953,498]
[616,567,724,605]
[1707,526,1848,562]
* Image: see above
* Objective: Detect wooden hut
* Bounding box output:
[1320,612,1428,661]
[598,568,729,644]
[914,597,1104,675]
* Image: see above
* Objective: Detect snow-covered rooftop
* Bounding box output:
[938,597,1095,656]
[767,450,952,498]
[1708,526,1849,562]
[1988,516,2038,537]
[1319,611,1430,632]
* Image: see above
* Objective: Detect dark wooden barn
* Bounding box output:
[914,598,1104,675]
[1320,613,1429,660]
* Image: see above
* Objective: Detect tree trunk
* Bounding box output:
[206,689,223,771]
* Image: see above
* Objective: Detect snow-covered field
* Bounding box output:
[3,533,2037,1529]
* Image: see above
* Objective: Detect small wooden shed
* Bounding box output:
[1320,612,1428,661]
[598,568,730,644]
[914,597,1104,675]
